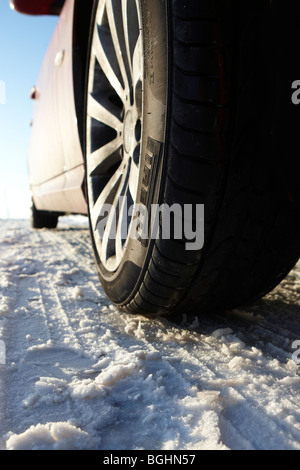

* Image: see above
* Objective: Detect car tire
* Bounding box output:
[84,0,300,316]
[31,200,59,230]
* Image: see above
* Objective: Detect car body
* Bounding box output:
[11,0,91,216]
[11,0,65,15]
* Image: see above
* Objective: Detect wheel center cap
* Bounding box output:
[124,110,134,154]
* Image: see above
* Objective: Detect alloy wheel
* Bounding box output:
[86,0,143,272]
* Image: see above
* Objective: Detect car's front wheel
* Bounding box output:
[85,0,300,316]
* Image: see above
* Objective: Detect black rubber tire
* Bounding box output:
[86,0,300,316]
[31,200,59,230]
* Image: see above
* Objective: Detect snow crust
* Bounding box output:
[0,218,300,450]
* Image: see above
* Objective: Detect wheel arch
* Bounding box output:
[72,0,95,154]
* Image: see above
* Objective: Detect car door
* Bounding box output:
[28,0,86,213]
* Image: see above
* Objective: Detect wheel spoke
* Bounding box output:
[88,94,122,131]
[100,203,117,263]
[90,165,123,231]
[106,0,130,94]
[98,161,130,262]
[93,21,126,103]
[88,136,122,175]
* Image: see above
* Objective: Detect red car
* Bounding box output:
[12,0,300,316]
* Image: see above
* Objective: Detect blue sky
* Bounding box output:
[0,2,58,218]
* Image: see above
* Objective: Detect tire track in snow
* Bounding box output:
[0,220,227,449]
[0,218,300,450]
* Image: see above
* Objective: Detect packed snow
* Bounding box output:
[0,217,300,450]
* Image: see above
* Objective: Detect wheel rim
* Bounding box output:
[86,0,143,272]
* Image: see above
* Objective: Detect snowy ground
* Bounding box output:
[0,217,300,451]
